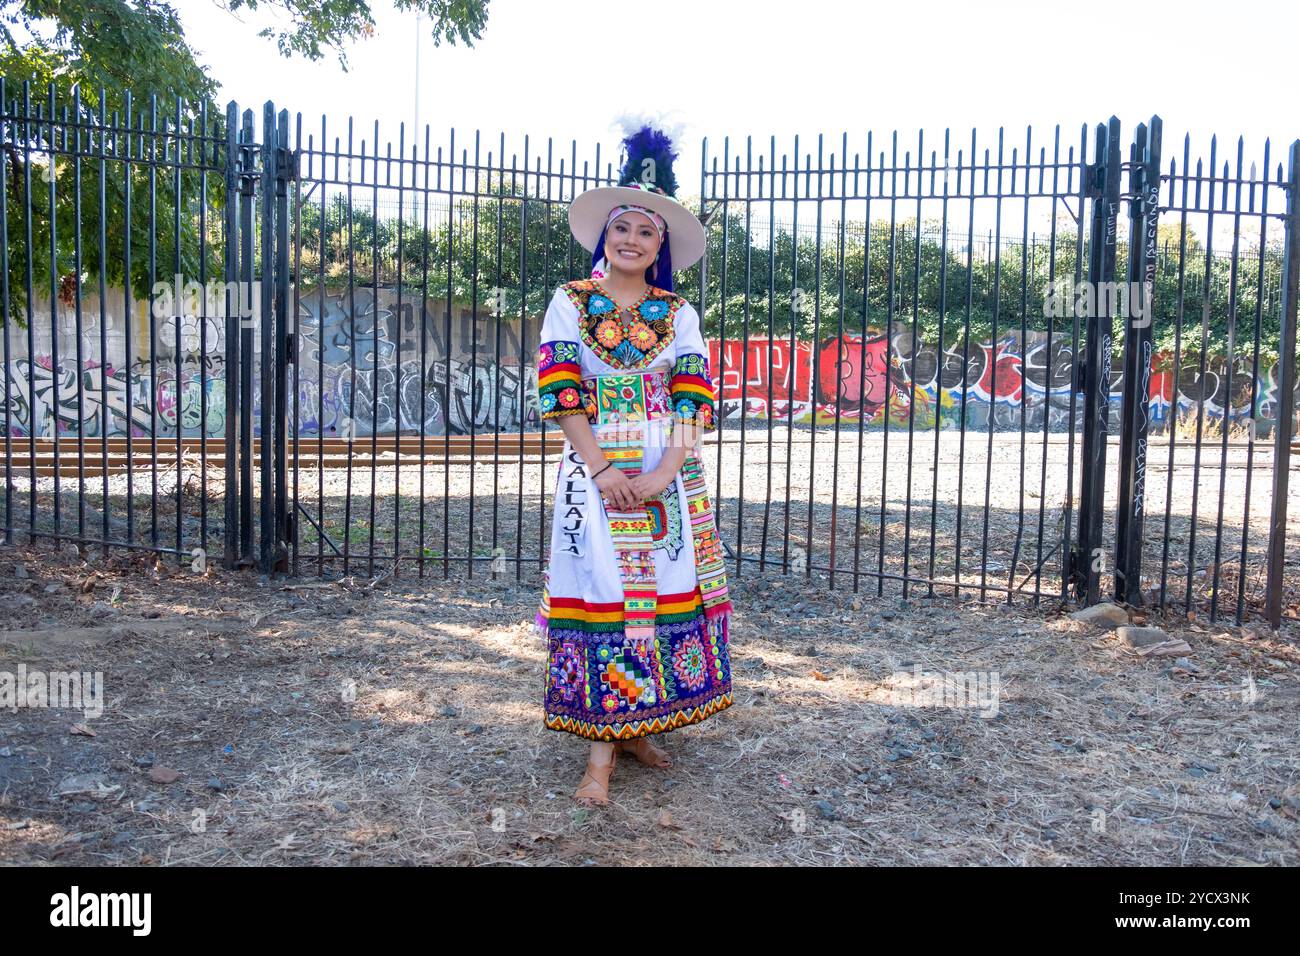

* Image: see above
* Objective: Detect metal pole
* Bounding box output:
[259,100,276,574]
[274,108,292,573]
[1114,116,1163,605]
[223,101,240,569]
[239,109,256,563]
[1072,116,1121,605]
[1266,140,1300,627]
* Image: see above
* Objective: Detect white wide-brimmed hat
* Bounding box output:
[567,125,707,272]
[569,183,707,271]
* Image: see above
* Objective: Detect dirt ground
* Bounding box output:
[1,536,1297,867]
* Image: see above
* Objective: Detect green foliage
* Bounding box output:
[295,178,590,317]
[693,208,1287,365]
[3,1,217,109]
[226,0,489,69]
[0,71,222,320]
[0,0,491,323]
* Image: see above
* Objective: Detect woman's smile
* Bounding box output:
[604,212,661,276]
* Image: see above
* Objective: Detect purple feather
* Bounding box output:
[617,125,680,197]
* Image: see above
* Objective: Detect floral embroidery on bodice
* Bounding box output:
[561,278,686,370]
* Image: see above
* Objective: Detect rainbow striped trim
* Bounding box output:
[670,351,717,430]
[537,339,585,420]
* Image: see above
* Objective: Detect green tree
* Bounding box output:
[0,0,491,322]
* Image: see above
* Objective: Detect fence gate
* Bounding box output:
[4,80,1298,626]
[222,102,294,576]
[695,117,1300,625]
[1095,118,1300,628]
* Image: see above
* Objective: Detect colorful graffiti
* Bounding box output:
[2,355,227,438]
[291,289,538,438]
[709,331,1298,432]
[3,287,539,438]
[6,287,1294,438]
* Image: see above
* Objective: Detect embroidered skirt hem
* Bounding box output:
[535,595,733,741]
[544,691,733,741]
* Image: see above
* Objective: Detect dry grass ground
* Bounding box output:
[0,536,1297,866]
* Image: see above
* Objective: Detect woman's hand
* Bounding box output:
[629,466,676,501]
[594,463,640,512]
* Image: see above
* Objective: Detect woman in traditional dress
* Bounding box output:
[533,125,733,807]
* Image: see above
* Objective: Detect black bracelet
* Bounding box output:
[592,461,613,479]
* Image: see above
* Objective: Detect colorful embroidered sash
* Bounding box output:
[595,420,658,646]
[543,364,732,638]
[680,451,731,619]
[580,367,673,427]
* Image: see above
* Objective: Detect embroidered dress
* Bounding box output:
[534,278,733,741]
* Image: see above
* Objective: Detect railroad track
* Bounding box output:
[1,433,573,478]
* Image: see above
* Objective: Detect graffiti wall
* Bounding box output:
[4,289,1295,438]
[710,331,1299,432]
[2,287,542,438]
[292,288,540,438]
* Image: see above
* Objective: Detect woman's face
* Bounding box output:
[603,211,662,279]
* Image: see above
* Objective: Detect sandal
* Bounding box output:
[616,736,673,769]
[574,743,617,807]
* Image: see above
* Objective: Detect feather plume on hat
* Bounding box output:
[567,116,707,281]
[612,118,683,197]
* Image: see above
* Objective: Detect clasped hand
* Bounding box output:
[594,464,673,512]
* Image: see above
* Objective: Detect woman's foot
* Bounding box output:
[615,736,672,769]
[574,742,617,807]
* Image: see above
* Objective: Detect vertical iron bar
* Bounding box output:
[223,101,240,568]
[171,98,184,563]
[23,82,38,539]
[258,101,275,574]
[902,134,921,596]
[1237,145,1270,622]
[342,117,357,578]
[850,133,872,591]
[47,85,62,547]
[1060,126,1089,601]
[366,123,380,578]
[1007,129,1032,601]
[928,131,952,595]
[1209,145,1243,622]
[1114,117,1163,605]
[877,132,897,595]
[274,108,290,573]
[291,112,303,576]
[239,108,255,564]
[1158,136,1192,607]
[1073,117,1121,605]
[148,94,158,551]
[980,129,1005,602]
[1266,140,1300,627]
[758,137,775,572]
[0,78,12,543]
[736,136,755,581]
[805,136,820,582]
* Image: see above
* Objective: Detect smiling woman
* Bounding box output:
[533,124,732,808]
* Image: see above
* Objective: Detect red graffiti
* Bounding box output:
[710,338,816,415]
[973,340,1023,404]
[815,333,891,414]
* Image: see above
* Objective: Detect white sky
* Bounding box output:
[176,0,1297,243]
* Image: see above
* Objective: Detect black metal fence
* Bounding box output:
[3,80,1297,626]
